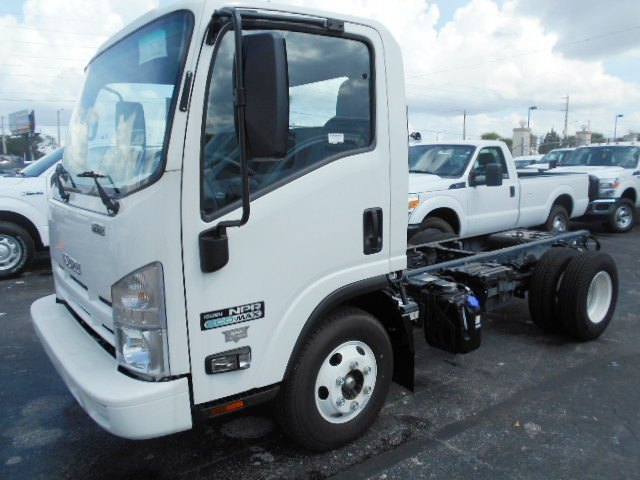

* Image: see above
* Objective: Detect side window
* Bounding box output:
[472,147,509,181]
[201,29,373,218]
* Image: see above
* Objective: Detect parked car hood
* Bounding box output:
[409,172,456,194]
[550,166,630,178]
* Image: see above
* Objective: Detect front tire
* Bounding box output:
[277,307,393,451]
[606,199,635,233]
[0,221,35,280]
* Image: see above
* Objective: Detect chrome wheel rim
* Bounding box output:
[587,271,613,324]
[552,214,567,233]
[615,205,632,229]
[0,234,22,272]
[314,340,377,424]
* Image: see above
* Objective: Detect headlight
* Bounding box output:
[112,262,169,380]
[598,178,620,198]
[408,194,420,217]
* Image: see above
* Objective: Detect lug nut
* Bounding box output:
[336,397,345,407]
[364,386,372,395]
[363,366,371,375]
[350,361,359,369]
[350,401,360,411]
[336,376,345,386]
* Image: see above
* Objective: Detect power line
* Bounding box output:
[0,23,110,37]
[0,53,87,63]
[11,39,100,49]
[0,10,125,27]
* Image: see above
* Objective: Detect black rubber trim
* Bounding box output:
[283,275,390,379]
[57,298,116,357]
[193,383,281,420]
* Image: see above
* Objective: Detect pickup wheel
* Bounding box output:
[410,218,454,245]
[528,247,578,333]
[606,199,635,233]
[0,221,35,279]
[557,252,618,341]
[544,205,569,233]
[276,307,393,451]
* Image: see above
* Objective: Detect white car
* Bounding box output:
[0,148,63,278]
[525,148,575,171]
[513,154,543,169]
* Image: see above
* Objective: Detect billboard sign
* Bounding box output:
[9,110,35,135]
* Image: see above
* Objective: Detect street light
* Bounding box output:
[613,114,623,141]
[527,106,537,128]
[56,109,64,147]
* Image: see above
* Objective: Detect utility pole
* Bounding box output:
[562,95,569,140]
[463,109,466,140]
[0,115,6,154]
[57,109,64,147]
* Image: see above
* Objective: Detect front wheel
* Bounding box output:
[0,221,35,280]
[607,199,635,233]
[276,307,393,451]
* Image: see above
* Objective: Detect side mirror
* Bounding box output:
[243,32,289,158]
[548,159,558,169]
[486,163,503,187]
[468,170,478,187]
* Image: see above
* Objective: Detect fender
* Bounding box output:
[0,197,48,246]
[617,181,638,206]
[409,193,466,235]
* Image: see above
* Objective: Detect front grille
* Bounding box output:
[588,175,599,201]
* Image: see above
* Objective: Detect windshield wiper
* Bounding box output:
[53,164,76,202]
[409,169,436,174]
[77,171,120,215]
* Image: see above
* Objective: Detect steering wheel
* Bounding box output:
[208,152,257,177]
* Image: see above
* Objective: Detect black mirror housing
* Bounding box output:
[485,163,503,186]
[548,159,558,169]
[243,32,289,158]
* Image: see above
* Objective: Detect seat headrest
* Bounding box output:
[335,78,369,119]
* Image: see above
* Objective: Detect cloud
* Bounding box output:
[0,0,158,143]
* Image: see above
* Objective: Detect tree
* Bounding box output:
[538,129,561,154]
[5,133,57,161]
[591,132,605,144]
[481,132,501,140]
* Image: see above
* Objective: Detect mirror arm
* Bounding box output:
[213,7,251,237]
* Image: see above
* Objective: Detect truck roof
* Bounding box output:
[90,0,393,65]
[409,140,508,148]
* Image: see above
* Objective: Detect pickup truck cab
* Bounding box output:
[549,143,640,232]
[0,148,62,278]
[408,141,589,241]
[525,148,575,171]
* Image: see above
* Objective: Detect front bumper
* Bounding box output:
[31,295,192,440]
[586,198,617,217]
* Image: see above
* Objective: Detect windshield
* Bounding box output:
[20,148,63,177]
[563,146,640,168]
[62,11,192,196]
[409,145,475,177]
[539,149,572,165]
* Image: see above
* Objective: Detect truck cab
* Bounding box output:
[31,1,408,447]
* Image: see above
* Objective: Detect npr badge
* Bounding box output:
[222,326,250,343]
[200,301,265,330]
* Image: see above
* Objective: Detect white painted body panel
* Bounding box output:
[553,165,640,207]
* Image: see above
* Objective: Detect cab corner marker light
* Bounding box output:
[210,400,245,417]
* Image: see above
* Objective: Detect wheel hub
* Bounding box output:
[553,215,567,232]
[587,271,613,324]
[315,341,377,424]
[0,235,22,271]
[615,206,632,229]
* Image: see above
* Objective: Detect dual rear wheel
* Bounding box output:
[528,248,618,340]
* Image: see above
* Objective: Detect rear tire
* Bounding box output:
[0,221,35,280]
[557,252,618,341]
[544,205,569,233]
[606,199,635,233]
[528,247,578,332]
[276,307,393,451]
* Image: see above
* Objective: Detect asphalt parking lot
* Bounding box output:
[2,221,639,480]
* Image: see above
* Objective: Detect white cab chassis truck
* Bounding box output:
[0,148,63,278]
[548,143,640,233]
[31,1,619,451]
[407,141,590,244]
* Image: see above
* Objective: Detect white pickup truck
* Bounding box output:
[407,141,590,243]
[547,143,640,233]
[0,148,62,278]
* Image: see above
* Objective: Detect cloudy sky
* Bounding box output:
[1,0,639,148]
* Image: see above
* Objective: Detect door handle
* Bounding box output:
[363,208,383,255]
[510,186,516,197]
